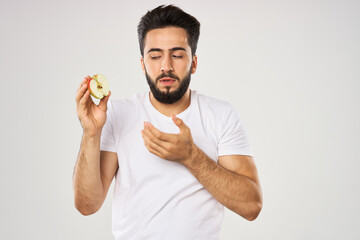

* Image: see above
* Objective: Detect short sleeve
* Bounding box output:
[217,105,252,157]
[100,100,117,153]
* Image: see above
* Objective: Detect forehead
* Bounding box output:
[144,27,190,51]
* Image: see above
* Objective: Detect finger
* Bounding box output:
[143,125,173,149]
[146,145,164,159]
[98,91,111,112]
[83,75,90,83]
[77,76,90,92]
[144,122,177,142]
[76,83,89,104]
[142,129,168,152]
[79,89,91,108]
[171,115,188,133]
[141,130,167,158]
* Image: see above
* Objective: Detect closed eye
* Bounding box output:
[172,55,183,58]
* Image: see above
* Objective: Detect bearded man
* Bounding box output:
[74,4,262,240]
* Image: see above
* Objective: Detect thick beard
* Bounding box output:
[145,68,192,104]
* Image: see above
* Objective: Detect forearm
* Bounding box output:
[73,132,104,215]
[184,147,262,220]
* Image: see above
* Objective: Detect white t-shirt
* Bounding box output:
[100,90,252,240]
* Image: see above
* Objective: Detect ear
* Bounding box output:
[191,55,198,74]
[141,57,146,75]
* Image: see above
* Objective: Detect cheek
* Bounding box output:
[144,63,158,77]
[177,62,192,77]
[174,57,191,69]
[146,59,162,71]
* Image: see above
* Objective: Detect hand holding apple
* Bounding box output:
[75,74,111,137]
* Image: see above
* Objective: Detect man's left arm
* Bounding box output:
[141,115,262,221]
[185,148,262,221]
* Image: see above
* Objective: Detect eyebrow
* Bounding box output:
[147,47,187,54]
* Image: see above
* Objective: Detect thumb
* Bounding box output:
[172,115,187,131]
[98,91,111,111]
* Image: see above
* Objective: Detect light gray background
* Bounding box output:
[1,0,359,239]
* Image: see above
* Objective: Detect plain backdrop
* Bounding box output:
[1,0,359,239]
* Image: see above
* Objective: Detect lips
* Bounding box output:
[159,78,177,86]
[159,78,176,82]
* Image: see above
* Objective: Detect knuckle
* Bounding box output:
[155,131,161,138]
[148,131,155,139]
[167,145,175,152]
[146,133,154,141]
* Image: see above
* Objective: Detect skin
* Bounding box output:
[73,26,262,220]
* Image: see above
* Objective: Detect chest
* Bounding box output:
[114,108,219,185]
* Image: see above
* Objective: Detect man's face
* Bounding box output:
[141,27,197,104]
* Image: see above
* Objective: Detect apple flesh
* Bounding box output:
[87,74,110,99]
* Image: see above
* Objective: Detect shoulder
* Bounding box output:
[195,91,234,116]
[108,92,146,112]
[104,92,147,131]
[105,92,147,126]
[194,91,245,133]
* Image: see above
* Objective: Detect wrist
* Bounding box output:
[183,144,202,170]
[83,130,102,140]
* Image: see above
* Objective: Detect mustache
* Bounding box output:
[155,72,180,82]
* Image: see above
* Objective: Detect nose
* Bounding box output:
[161,54,173,72]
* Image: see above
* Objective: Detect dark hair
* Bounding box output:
[137,5,200,57]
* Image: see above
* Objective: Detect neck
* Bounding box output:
[149,89,191,117]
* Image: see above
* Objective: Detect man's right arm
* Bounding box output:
[72,133,118,216]
[73,75,117,215]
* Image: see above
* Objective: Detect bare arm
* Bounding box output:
[73,76,118,215]
[185,152,262,221]
[73,134,118,215]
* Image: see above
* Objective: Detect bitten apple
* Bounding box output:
[87,74,110,99]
